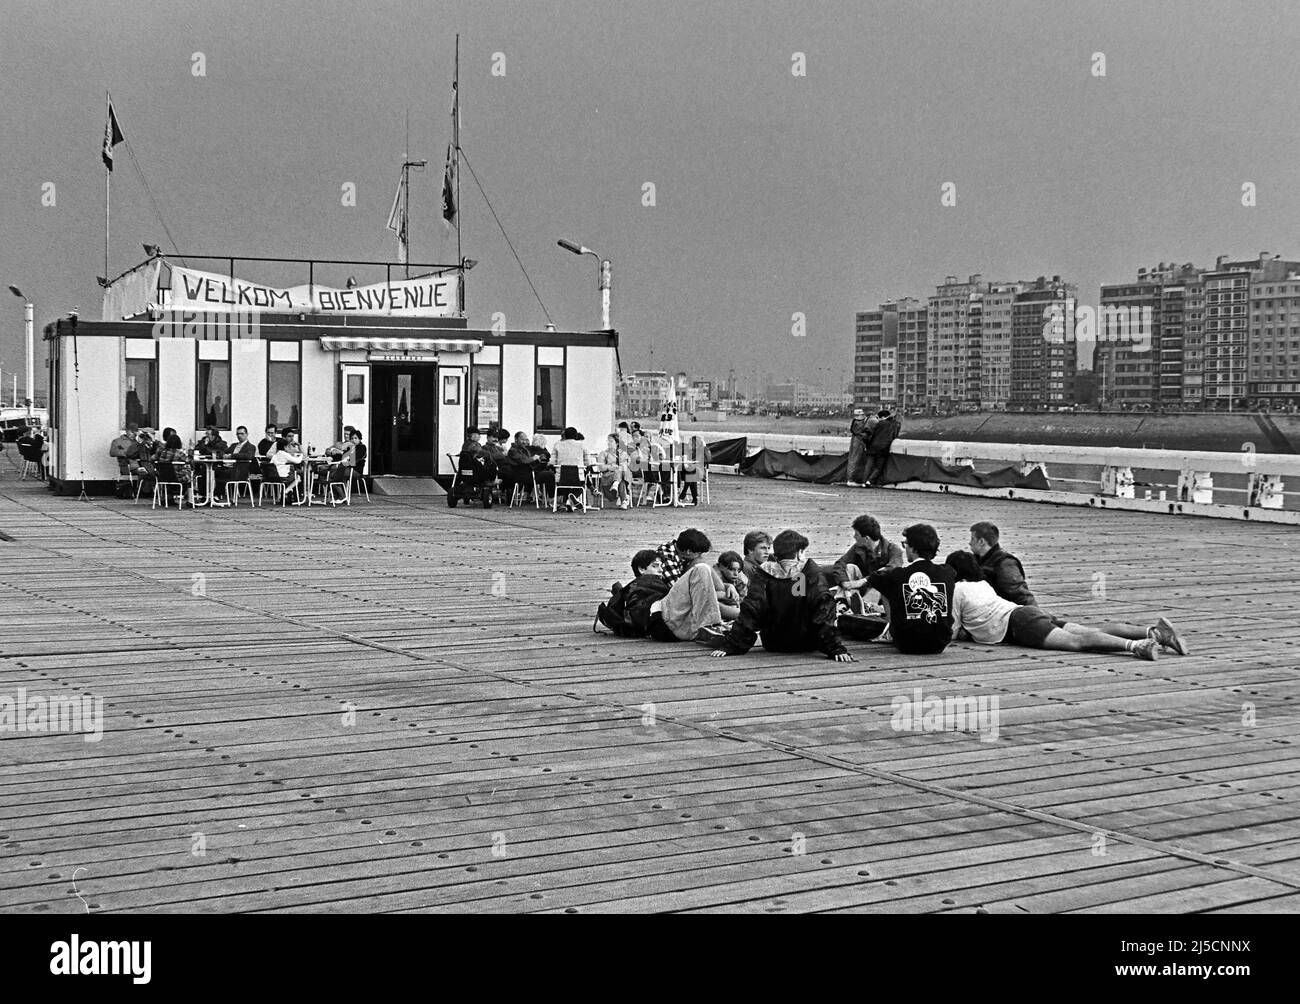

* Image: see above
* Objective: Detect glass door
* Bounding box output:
[370,365,436,475]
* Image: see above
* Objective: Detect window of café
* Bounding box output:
[470,364,501,432]
[268,342,301,430]
[197,356,231,429]
[125,359,157,430]
[535,345,565,434]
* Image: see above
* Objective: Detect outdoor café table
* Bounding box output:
[653,458,686,507]
[300,455,340,506]
[189,454,233,507]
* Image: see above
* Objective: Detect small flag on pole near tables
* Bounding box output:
[102,99,124,171]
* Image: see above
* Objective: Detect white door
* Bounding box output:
[437,365,467,475]
[341,364,370,447]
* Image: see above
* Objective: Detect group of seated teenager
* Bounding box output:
[458,420,710,511]
[107,421,366,505]
[596,518,1190,663]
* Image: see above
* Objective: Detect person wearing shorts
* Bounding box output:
[1004,605,1069,647]
[946,551,1188,660]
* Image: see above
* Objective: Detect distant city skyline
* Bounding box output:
[4,1,1298,397]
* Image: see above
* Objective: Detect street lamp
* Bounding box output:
[557,239,611,330]
[8,285,33,417]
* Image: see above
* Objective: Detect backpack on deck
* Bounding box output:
[595,581,637,636]
[593,575,671,637]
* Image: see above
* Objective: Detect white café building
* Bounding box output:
[43,254,618,492]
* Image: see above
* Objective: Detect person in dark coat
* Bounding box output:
[969,521,1037,605]
[845,407,876,486]
[863,408,900,485]
[711,530,854,662]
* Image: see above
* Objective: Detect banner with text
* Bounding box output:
[166,265,459,317]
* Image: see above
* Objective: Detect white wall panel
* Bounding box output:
[158,338,196,438]
[230,339,267,435]
[58,339,121,482]
[501,343,534,436]
[300,340,335,450]
[566,345,616,440]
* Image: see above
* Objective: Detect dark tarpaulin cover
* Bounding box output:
[738,450,1051,490]
[705,436,748,467]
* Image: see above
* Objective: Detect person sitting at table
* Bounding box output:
[109,423,144,497]
[258,424,280,457]
[484,427,509,461]
[461,426,489,458]
[263,437,303,502]
[527,434,556,500]
[351,431,367,485]
[155,432,195,504]
[216,425,258,498]
[197,425,228,457]
[678,435,709,505]
[326,431,360,496]
[597,433,633,509]
[550,427,588,511]
[501,431,534,504]
[148,428,174,462]
[326,426,357,458]
[647,432,679,503]
[280,431,308,500]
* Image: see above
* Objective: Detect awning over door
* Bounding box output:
[318,336,483,353]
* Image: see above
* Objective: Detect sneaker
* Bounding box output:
[1150,617,1189,656]
[1131,637,1160,661]
[845,481,863,488]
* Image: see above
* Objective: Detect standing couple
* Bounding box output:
[846,407,901,487]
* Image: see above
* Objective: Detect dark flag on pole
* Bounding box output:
[441,143,456,228]
[102,99,124,171]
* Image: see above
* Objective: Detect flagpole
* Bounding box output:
[105,92,111,282]
[403,108,410,277]
[454,34,462,310]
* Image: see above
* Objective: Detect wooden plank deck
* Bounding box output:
[2,466,1298,914]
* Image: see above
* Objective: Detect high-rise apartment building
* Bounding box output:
[927,275,989,411]
[1098,255,1300,409]
[978,283,1025,410]
[854,298,925,409]
[1243,258,1300,405]
[1010,278,1077,408]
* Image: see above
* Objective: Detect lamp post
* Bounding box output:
[8,286,33,418]
[557,239,610,330]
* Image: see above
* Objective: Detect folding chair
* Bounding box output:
[151,461,189,509]
[552,465,590,512]
[586,467,606,510]
[510,470,542,509]
[133,468,152,504]
[350,456,370,502]
[224,460,256,506]
[651,465,677,508]
[258,463,289,507]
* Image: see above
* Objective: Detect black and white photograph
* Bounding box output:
[0,0,1293,976]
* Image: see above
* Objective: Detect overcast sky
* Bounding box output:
[2,0,1298,398]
